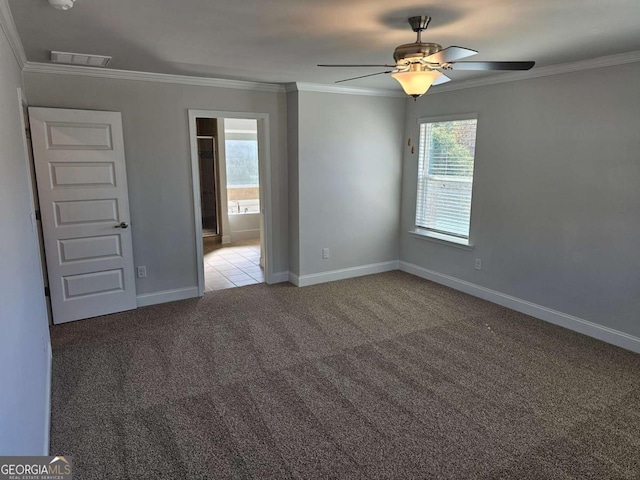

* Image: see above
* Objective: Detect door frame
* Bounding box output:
[195,130,222,237]
[188,109,273,295]
[16,87,51,324]
[17,90,52,456]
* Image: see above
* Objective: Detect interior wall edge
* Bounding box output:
[0,19,51,454]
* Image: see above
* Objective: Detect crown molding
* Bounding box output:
[287,82,405,98]
[288,51,640,98]
[23,63,404,97]
[23,62,287,93]
[17,47,640,99]
[428,50,640,96]
[0,0,27,69]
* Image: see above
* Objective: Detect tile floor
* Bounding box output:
[203,239,263,291]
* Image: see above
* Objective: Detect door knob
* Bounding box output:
[114,222,129,229]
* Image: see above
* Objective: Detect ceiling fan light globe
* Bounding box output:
[391,70,442,98]
[48,0,76,10]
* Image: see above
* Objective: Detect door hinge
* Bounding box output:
[34,209,41,221]
[44,286,50,297]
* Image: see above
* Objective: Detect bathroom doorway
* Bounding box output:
[189,110,273,295]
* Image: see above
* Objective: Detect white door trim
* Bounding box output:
[188,110,274,295]
[16,88,49,319]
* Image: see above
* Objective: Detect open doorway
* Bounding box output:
[203,118,262,290]
[189,110,272,295]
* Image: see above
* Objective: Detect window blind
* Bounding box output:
[415,119,478,239]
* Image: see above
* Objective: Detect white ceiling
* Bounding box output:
[8,0,640,90]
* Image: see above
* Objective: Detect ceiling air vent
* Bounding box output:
[51,51,112,67]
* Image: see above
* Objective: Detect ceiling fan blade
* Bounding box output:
[432,73,451,86]
[450,61,535,71]
[424,46,478,64]
[318,64,397,68]
[334,70,394,83]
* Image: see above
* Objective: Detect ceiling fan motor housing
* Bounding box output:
[393,42,442,64]
[408,16,431,32]
[317,14,535,91]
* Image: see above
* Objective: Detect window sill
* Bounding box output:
[408,229,474,251]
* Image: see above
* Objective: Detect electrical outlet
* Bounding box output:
[475,258,482,270]
[137,266,147,278]
[322,248,330,259]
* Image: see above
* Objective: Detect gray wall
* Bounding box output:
[400,62,640,337]
[24,73,289,294]
[296,90,405,276]
[0,31,51,453]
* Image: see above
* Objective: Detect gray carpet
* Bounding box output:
[50,271,640,479]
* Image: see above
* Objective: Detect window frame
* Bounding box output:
[411,113,479,249]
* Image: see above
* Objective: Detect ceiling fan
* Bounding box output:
[318,16,535,99]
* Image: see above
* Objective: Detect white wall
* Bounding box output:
[400,62,640,338]
[23,73,289,295]
[0,29,51,453]
[292,88,405,277]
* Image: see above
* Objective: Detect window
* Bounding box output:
[224,119,260,215]
[415,116,478,244]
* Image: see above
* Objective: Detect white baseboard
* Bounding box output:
[294,261,399,287]
[269,271,290,284]
[43,340,52,455]
[221,235,231,244]
[400,261,640,354]
[136,287,200,307]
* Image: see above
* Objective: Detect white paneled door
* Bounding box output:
[29,108,136,324]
